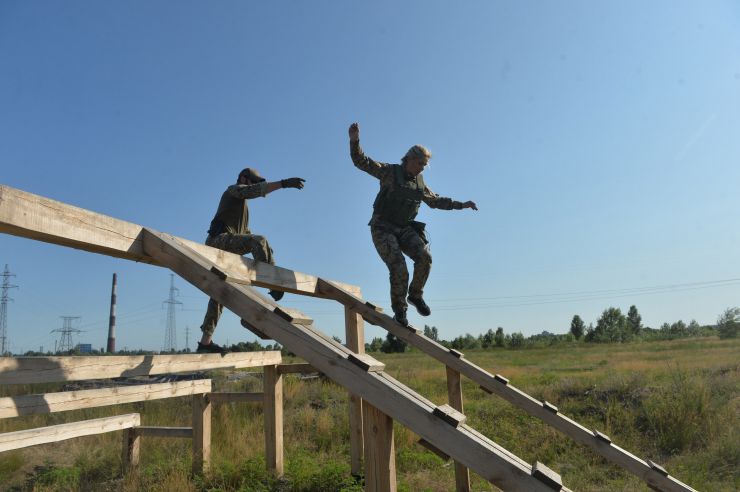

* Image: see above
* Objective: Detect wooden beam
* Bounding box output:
[446,367,470,492]
[0,184,361,297]
[122,427,141,472]
[0,380,212,419]
[192,394,211,475]
[0,353,280,384]
[134,426,193,438]
[348,353,385,372]
[316,278,696,492]
[363,402,396,492]
[142,229,561,491]
[273,307,313,325]
[263,365,284,477]
[0,413,140,452]
[345,307,365,476]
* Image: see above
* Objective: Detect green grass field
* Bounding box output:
[1,337,738,491]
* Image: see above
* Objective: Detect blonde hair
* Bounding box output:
[401,144,432,165]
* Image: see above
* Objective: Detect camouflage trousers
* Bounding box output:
[370,222,432,314]
[200,233,275,337]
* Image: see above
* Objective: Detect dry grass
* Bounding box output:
[0,336,737,491]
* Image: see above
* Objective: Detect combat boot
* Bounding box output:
[393,308,408,327]
[407,296,431,316]
[197,341,227,355]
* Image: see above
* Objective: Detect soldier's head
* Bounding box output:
[237,167,266,185]
[401,145,431,177]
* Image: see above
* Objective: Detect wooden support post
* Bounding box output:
[121,428,140,473]
[362,402,396,492]
[264,364,284,477]
[192,394,211,475]
[345,306,365,476]
[446,367,471,492]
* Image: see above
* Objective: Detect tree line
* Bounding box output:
[366,304,739,353]
[23,305,738,357]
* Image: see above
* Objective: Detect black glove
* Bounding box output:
[281,177,305,189]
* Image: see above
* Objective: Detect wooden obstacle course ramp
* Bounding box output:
[0,184,361,298]
[316,279,698,492]
[142,228,569,492]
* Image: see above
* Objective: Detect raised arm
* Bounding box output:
[349,122,388,179]
[422,185,478,211]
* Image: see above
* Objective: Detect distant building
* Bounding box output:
[76,343,92,354]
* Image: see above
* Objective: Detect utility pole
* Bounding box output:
[52,316,82,353]
[185,326,190,353]
[107,273,117,353]
[162,274,182,352]
[0,265,18,356]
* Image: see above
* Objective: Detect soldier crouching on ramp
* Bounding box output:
[348,122,477,326]
[197,167,305,354]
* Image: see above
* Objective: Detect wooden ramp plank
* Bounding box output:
[0,184,361,297]
[316,278,698,492]
[141,228,562,492]
[0,380,211,419]
[0,413,140,452]
[0,353,280,385]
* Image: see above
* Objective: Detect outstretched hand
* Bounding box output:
[463,201,478,211]
[348,122,360,142]
[281,177,306,189]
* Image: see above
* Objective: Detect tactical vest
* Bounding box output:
[372,164,426,226]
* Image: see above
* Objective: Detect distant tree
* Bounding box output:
[494,327,505,347]
[332,335,343,344]
[481,328,495,348]
[716,307,740,339]
[587,307,628,342]
[367,337,383,352]
[687,319,702,336]
[626,305,642,336]
[381,334,407,353]
[570,315,585,339]
[509,332,525,348]
[451,333,480,350]
[423,325,439,341]
[670,320,688,337]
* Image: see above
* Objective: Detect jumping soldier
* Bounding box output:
[197,168,305,353]
[348,122,477,326]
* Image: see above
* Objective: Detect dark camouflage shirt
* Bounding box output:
[350,139,464,222]
[209,181,268,235]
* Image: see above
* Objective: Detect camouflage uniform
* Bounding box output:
[200,181,274,337]
[351,139,466,315]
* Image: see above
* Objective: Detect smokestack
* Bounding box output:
[107,273,117,353]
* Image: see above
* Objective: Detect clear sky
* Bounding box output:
[1,1,739,354]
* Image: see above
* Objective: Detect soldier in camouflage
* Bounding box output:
[197,167,305,353]
[349,122,477,326]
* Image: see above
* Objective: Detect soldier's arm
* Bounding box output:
[225,182,269,199]
[349,123,388,179]
[422,185,478,211]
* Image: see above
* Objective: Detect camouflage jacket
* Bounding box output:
[207,181,268,236]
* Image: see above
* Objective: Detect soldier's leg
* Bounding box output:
[210,233,282,300]
[399,227,432,315]
[371,226,409,317]
[200,299,223,342]
[215,234,275,265]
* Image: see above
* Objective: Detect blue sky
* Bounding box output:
[1,1,739,353]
